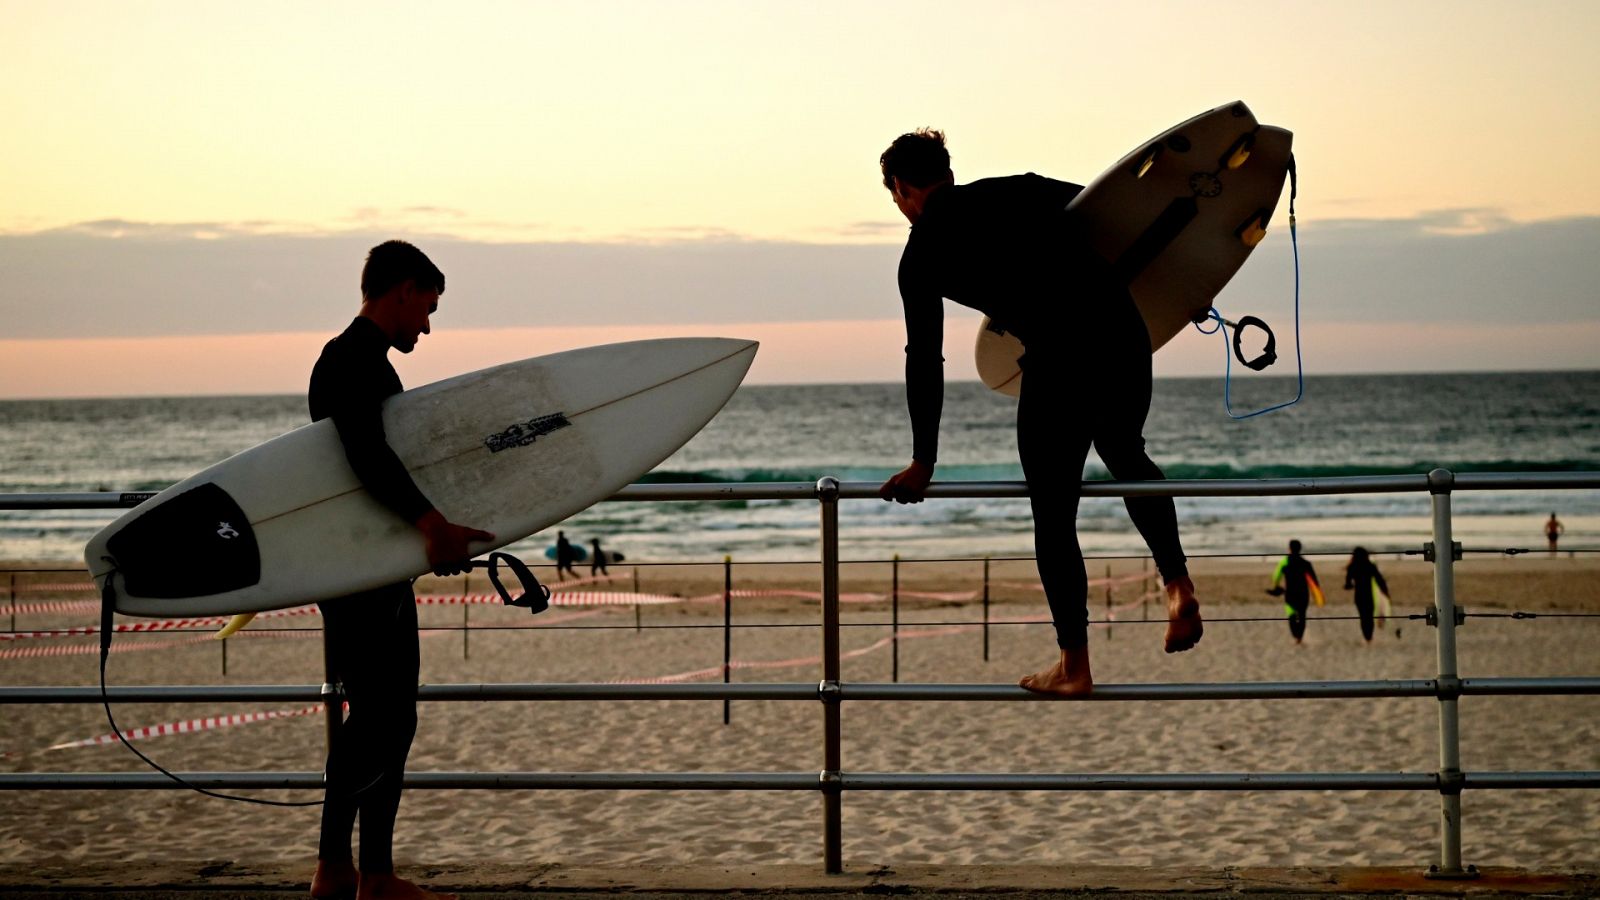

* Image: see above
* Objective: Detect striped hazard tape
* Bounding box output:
[0,634,214,661]
[48,704,328,751]
[42,622,983,750]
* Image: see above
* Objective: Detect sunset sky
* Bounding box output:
[3,0,1597,398]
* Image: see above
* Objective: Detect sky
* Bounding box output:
[2,0,1598,398]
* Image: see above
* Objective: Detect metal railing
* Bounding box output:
[3,468,1600,878]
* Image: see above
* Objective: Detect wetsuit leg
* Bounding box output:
[1287,598,1308,641]
[1088,294,1188,585]
[318,582,420,874]
[1355,596,1375,641]
[1017,352,1094,649]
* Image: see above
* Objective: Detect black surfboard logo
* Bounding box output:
[484,412,571,453]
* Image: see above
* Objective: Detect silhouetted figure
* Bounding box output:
[873,128,1200,698]
[1343,546,1391,643]
[309,240,485,900]
[1546,512,1565,556]
[555,531,577,581]
[1268,539,1320,644]
[590,537,609,576]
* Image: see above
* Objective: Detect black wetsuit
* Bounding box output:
[898,175,1188,650]
[1279,553,1318,641]
[1343,558,1388,641]
[309,316,432,875]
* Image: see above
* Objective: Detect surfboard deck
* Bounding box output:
[86,338,757,617]
[976,100,1293,396]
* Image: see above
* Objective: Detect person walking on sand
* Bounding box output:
[1267,539,1320,644]
[590,537,609,576]
[555,530,577,581]
[1342,546,1391,643]
[308,240,489,900]
[1546,512,1565,556]
[874,128,1200,698]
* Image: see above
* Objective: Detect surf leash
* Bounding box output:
[96,564,380,807]
[475,552,551,614]
[1195,153,1304,419]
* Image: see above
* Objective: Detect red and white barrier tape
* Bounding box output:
[614,624,976,684]
[48,704,327,750]
[2,599,101,615]
[0,634,214,661]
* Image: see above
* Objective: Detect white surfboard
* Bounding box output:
[85,338,758,617]
[976,100,1293,396]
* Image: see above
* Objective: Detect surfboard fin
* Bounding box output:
[214,612,256,640]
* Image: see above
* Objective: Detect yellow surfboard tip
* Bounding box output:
[214,612,257,640]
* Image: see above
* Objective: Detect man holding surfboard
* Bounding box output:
[876,129,1202,698]
[308,240,486,900]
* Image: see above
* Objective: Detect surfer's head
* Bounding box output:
[360,240,445,353]
[1289,539,1302,555]
[880,128,952,224]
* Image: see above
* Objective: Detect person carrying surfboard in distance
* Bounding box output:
[308,239,488,900]
[1266,539,1321,645]
[875,128,1201,698]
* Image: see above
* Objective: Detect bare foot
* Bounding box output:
[310,858,358,900]
[1018,647,1093,697]
[1163,576,1203,653]
[357,873,457,900]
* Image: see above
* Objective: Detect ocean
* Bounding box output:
[2,371,1597,564]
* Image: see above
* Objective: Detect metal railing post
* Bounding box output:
[320,623,342,759]
[723,555,733,726]
[891,554,900,684]
[816,476,843,874]
[982,556,990,662]
[1425,468,1477,880]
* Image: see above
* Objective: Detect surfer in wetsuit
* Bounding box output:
[875,128,1201,698]
[1267,539,1319,644]
[307,240,489,900]
[1343,546,1389,643]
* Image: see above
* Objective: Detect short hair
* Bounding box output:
[361,240,444,301]
[880,128,950,191]
[1289,540,1303,553]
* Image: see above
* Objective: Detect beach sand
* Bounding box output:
[1,553,1596,874]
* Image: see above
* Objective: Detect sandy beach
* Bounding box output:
[2,552,1596,874]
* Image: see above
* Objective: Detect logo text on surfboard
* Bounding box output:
[485,413,571,453]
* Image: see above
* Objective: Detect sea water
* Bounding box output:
[1,371,1597,563]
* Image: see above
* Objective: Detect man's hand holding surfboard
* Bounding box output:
[415,508,494,577]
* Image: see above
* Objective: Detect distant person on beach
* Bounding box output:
[556,530,577,581]
[308,240,486,900]
[873,128,1200,698]
[1546,512,1565,555]
[590,537,609,576]
[1267,539,1320,644]
[1342,546,1392,643]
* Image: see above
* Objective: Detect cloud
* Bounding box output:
[1,211,1595,348]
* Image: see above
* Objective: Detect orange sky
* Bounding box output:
[2,1,1598,397]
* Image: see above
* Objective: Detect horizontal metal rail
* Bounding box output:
[7,676,1599,705]
[4,770,1597,792]
[4,470,1598,510]
[3,470,1598,876]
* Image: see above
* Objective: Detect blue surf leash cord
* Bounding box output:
[1194,152,1304,419]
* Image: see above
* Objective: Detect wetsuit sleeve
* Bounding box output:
[1271,557,1288,588]
[310,354,435,525]
[1305,559,1320,586]
[898,237,944,465]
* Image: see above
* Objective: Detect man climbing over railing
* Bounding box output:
[873,128,1202,698]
